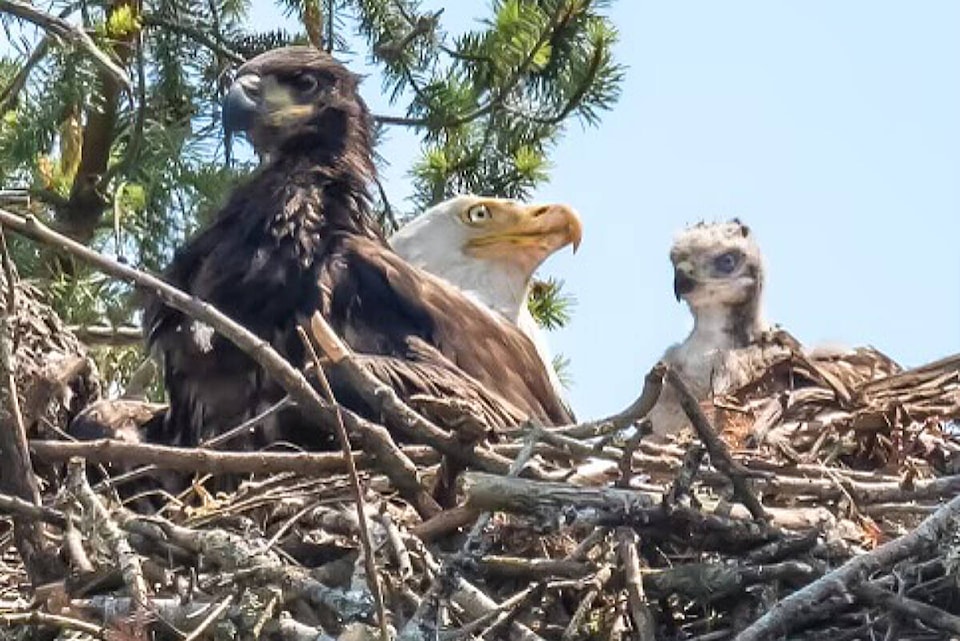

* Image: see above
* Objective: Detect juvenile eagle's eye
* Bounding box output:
[713,251,740,274]
[464,204,491,224]
[290,73,319,95]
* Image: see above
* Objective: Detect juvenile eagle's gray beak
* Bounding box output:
[222,73,261,163]
[673,264,697,302]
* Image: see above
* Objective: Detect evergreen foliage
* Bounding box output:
[0,0,622,393]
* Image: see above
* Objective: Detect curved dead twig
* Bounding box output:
[553,361,666,440]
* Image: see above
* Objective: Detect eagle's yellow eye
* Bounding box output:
[465,204,491,224]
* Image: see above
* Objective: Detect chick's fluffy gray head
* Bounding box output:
[670,219,764,312]
[222,46,374,172]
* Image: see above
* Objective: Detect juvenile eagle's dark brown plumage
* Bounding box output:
[143,46,572,450]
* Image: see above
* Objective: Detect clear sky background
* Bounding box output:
[4,2,959,420]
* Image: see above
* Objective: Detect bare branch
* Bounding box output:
[667,367,768,521]
[736,493,960,641]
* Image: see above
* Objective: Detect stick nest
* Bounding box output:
[3,281,960,641]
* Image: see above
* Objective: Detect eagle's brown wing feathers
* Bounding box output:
[320,235,573,427]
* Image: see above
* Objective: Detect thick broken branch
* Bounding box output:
[736,493,960,641]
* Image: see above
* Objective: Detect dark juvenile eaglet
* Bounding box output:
[143,46,573,451]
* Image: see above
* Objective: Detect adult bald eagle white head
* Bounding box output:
[389,195,583,404]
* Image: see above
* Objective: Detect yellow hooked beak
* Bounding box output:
[463,201,583,261]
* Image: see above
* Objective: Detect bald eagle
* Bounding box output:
[649,219,900,439]
[389,195,582,406]
[143,47,573,451]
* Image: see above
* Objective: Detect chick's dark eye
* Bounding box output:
[290,74,318,94]
[714,252,740,274]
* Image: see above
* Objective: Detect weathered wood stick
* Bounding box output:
[463,470,655,517]
[30,438,439,475]
[666,368,768,520]
[854,582,960,635]
[735,492,960,641]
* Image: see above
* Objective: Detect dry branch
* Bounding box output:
[554,362,665,440]
[29,438,434,474]
[736,492,960,641]
[66,458,149,609]
[667,368,768,520]
[0,227,64,585]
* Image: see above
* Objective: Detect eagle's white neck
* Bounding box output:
[435,258,530,322]
[686,300,766,351]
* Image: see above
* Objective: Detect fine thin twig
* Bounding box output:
[297,326,390,641]
[140,14,244,63]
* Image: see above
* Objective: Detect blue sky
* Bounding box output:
[5,2,959,419]
[252,1,958,418]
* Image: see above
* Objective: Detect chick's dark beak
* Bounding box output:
[222,73,261,161]
[673,266,697,302]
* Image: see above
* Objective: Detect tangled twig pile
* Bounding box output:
[2,209,960,641]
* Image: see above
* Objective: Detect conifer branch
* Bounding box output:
[0,0,132,92]
[140,14,244,63]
